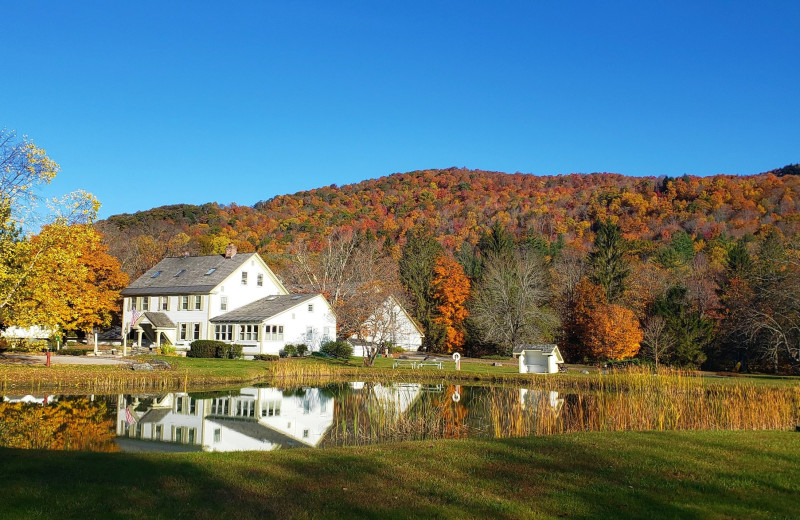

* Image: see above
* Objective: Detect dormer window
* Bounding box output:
[175,269,186,277]
[151,271,162,278]
[205,268,216,276]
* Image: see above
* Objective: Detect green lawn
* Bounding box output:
[1,430,798,519]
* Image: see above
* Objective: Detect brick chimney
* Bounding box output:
[225,243,237,259]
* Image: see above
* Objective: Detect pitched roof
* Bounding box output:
[513,344,559,355]
[140,312,176,329]
[121,253,258,296]
[210,294,319,323]
[207,418,311,448]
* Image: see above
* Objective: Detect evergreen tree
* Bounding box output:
[399,228,443,351]
[589,220,629,303]
[652,285,714,368]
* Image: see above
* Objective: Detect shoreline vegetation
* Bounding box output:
[1,430,799,519]
[2,356,799,394]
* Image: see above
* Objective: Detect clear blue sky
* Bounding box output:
[2,1,798,219]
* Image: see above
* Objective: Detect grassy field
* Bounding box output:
[1,430,798,519]
[2,354,798,394]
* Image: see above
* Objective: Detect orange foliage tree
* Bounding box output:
[570,278,643,361]
[431,255,470,353]
[584,303,643,360]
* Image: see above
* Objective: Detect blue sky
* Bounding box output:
[3,1,798,219]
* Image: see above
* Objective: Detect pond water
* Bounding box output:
[1,380,798,453]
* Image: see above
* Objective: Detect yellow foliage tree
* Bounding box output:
[5,225,128,335]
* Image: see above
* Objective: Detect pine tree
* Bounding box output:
[589,219,629,303]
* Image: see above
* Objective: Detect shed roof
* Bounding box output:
[121,253,259,296]
[512,344,559,355]
[210,294,319,323]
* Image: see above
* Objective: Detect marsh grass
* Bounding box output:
[487,367,800,438]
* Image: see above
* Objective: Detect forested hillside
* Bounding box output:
[97,166,800,373]
[100,166,800,271]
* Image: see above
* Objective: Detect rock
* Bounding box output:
[492,362,503,367]
[147,359,172,370]
[581,370,590,374]
[130,363,154,371]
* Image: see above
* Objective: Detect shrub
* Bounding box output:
[320,340,353,360]
[389,345,405,354]
[482,355,509,360]
[295,344,308,356]
[187,340,243,359]
[160,344,177,356]
[283,344,298,357]
[57,347,87,356]
[253,354,279,361]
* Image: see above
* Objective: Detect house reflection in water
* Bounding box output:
[116,387,334,452]
[519,389,564,413]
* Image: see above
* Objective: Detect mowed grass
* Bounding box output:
[1,430,798,519]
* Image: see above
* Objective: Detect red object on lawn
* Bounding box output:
[46,351,51,367]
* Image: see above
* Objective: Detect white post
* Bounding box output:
[94,332,98,355]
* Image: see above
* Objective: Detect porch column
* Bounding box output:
[156,330,161,349]
[136,329,143,348]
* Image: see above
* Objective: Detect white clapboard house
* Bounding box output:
[121,244,336,356]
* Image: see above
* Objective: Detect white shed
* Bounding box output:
[513,344,564,374]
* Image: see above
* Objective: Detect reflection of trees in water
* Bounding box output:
[0,397,118,452]
[322,383,472,446]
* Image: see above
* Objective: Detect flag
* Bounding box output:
[129,307,142,332]
[125,406,136,425]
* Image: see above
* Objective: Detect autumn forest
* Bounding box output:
[93,165,800,373]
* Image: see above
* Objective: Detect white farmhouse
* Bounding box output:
[513,344,564,374]
[120,244,335,356]
[349,296,424,357]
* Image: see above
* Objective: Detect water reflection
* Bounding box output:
[0,395,117,451]
[116,387,335,452]
[3,379,798,453]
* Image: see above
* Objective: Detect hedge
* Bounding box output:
[253,354,279,361]
[187,340,243,359]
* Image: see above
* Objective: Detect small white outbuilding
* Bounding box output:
[513,344,564,374]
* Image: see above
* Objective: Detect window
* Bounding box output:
[303,429,309,439]
[257,273,263,286]
[151,271,162,278]
[215,324,233,341]
[179,323,188,341]
[154,425,162,440]
[140,297,149,311]
[220,296,228,311]
[241,272,248,285]
[188,428,196,444]
[181,296,189,310]
[264,325,283,341]
[194,295,202,310]
[193,323,201,340]
[214,429,221,443]
[175,427,183,443]
[239,325,257,341]
[126,298,132,311]
[160,297,169,311]
[306,327,313,341]
[308,303,314,312]
[323,327,330,341]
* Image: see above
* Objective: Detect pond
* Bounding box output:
[1,379,798,453]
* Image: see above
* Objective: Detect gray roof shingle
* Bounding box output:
[121,253,258,296]
[210,294,319,323]
[513,344,559,355]
[141,312,176,329]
